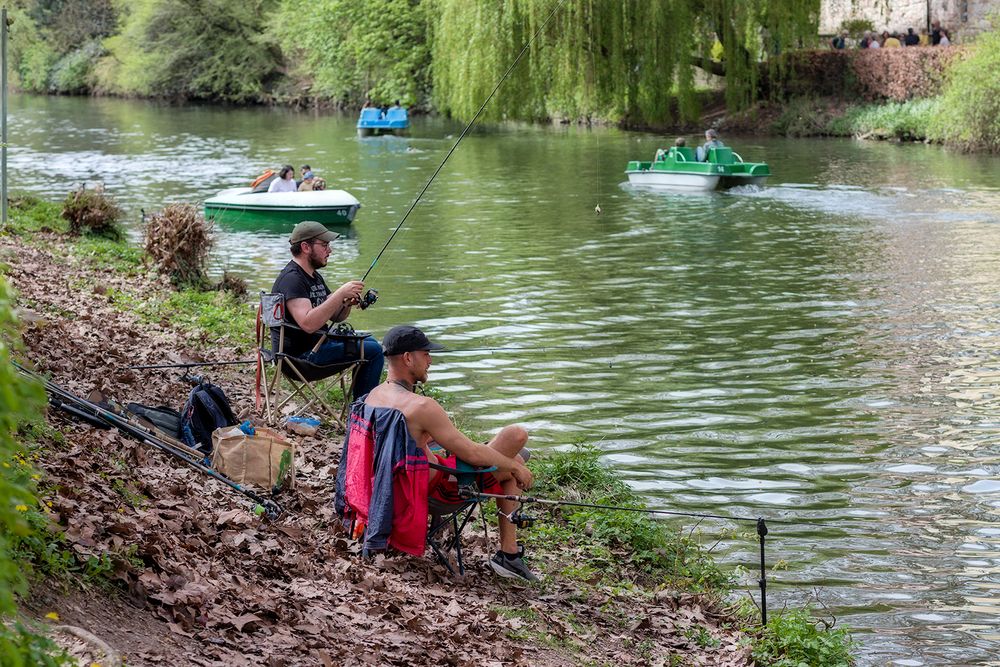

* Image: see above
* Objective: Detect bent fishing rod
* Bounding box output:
[14,361,282,519]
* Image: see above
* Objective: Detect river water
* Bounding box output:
[9,94,1000,666]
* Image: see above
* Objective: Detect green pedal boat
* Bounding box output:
[625,146,770,191]
[203,188,362,227]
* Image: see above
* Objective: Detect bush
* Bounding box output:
[930,25,1000,151]
[60,185,124,238]
[0,278,68,665]
[750,608,853,667]
[775,47,960,101]
[828,98,941,140]
[49,41,105,94]
[143,204,213,288]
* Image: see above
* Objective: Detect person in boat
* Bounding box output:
[356,324,538,581]
[267,165,297,193]
[655,137,686,162]
[298,170,317,192]
[696,129,724,162]
[296,164,312,189]
[271,221,385,400]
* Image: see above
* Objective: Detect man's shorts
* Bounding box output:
[428,454,504,504]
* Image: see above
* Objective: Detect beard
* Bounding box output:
[307,250,328,270]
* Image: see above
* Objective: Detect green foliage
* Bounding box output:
[4,197,67,235]
[26,0,117,47]
[7,7,57,93]
[0,278,69,665]
[60,186,124,238]
[750,607,853,667]
[529,447,730,590]
[930,24,1000,151]
[97,0,279,103]
[49,40,105,94]
[430,0,819,124]
[270,0,430,106]
[0,622,69,667]
[829,98,940,140]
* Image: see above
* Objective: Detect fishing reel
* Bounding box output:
[358,288,379,310]
[500,507,537,529]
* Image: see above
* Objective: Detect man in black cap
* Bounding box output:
[270,220,384,399]
[360,324,538,581]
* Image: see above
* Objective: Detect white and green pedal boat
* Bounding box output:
[626,145,770,191]
[203,188,362,227]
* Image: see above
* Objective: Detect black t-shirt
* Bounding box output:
[271,260,330,356]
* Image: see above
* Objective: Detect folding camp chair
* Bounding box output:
[426,457,497,576]
[256,291,368,428]
[334,402,495,575]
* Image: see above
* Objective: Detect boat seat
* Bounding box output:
[672,147,696,162]
[359,108,382,124]
[385,108,407,122]
[707,147,735,164]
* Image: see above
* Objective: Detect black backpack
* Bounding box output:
[178,382,237,453]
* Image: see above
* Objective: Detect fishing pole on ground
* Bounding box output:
[13,361,282,519]
[126,359,256,370]
[465,488,773,624]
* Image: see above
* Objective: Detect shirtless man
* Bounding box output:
[363,325,538,581]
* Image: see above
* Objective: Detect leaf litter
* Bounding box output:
[5,231,753,666]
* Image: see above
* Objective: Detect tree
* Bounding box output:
[429,0,819,124]
[96,0,280,103]
[269,0,431,107]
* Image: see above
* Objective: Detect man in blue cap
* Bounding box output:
[361,324,538,581]
[270,220,384,399]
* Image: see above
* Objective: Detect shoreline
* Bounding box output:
[0,198,856,664]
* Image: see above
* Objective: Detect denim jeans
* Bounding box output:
[302,335,384,400]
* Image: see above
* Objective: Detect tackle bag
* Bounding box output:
[179,382,238,453]
[211,425,295,490]
[126,403,182,438]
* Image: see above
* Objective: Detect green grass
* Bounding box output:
[827,98,941,140]
[526,446,730,591]
[748,607,854,667]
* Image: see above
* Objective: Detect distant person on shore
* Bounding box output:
[696,129,724,162]
[830,31,847,49]
[883,32,901,48]
[859,31,872,49]
[868,35,881,49]
[267,165,297,193]
[931,20,943,45]
[938,29,951,46]
[904,28,920,46]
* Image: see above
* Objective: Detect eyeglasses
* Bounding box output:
[310,240,330,249]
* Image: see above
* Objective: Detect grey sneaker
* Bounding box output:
[490,550,538,582]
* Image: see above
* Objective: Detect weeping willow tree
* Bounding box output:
[430,0,819,124]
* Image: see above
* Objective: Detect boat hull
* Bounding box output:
[203,188,361,226]
[626,170,721,191]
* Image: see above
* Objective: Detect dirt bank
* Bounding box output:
[4,228,753,666]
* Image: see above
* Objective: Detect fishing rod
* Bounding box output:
[127,359,256,370]
[14,361,282,519]
[467,488,773,624]
[361,0,567,285]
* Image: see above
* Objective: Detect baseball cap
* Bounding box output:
[289,221,340,245]
[382,325,445,356]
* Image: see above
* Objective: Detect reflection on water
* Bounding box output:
[9,94,1000,666]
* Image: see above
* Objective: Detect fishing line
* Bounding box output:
[361,0,566,283]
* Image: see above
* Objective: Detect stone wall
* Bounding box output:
[820,0,996,41]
